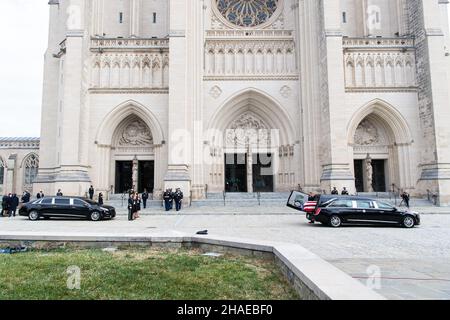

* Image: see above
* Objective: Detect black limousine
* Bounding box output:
[19,197,116,221]
[287,192,420,228]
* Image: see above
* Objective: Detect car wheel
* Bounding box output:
[90,211,102,222]
[402,216,415,228]
[29,211,40,221]
[329,215,342,228]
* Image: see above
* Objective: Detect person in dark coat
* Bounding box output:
[401,191,410,208]
[21,190,31,204]
[9,194,19,217]
[142,189,149,209]
[174,188,184,212]
[331,187,339,195]
[163,189,173,212]
[133,193,141,219]
[98,193,104,206]
[127,194,134,221]
[56,189,63,197]
[88,186,95,200]
[341,187,349,195]
[36,191,44,199]
[1,194,8,217]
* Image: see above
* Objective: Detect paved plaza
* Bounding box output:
[1,206,450,300]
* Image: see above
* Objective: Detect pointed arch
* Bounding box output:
[96,100,165,146]
[347,99,413,145]
[207,88,296,145]
[22,153,39,189]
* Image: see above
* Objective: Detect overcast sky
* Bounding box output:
[0,1,449,137]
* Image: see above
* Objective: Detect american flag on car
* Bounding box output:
[303,201,317,213]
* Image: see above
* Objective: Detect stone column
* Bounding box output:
[189,0,206,200]
[417,0,450,205]
[33,0,63,196]
[319,0,355,193]
[132,156,138,191]
[364,155,374,193]
[164,0,191,203]
[297,0,321,192]
[130,0,141,37]
[55,0,91,195]
[6,155,17,195]
[247,147,253,193]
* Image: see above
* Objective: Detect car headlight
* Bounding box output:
[101,208,110,212]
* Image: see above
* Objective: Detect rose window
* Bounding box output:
[215,0,279,28]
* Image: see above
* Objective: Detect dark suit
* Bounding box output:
[142,192,149,209]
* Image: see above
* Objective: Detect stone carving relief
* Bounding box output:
[209,85,223,99]
[118,119,154,147]
[226,112,270,146]
[280,85,292,98]
[354,119,380,146]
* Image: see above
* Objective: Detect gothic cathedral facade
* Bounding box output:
[28,0,450,205]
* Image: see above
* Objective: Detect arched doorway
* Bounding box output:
[112,115,155,194]
[207,89,297,193]
[95,100,166,197]
[348,100,413,193]
[22,153,39,192]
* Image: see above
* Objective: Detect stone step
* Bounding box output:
[205,192,290,200]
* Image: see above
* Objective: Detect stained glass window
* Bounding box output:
[24,154,39,187]
[216,0,279,28]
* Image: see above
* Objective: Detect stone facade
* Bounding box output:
[3,0,449,204]
[0,138,40,195]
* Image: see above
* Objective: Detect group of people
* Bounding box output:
[1,190,31,218]
[331,187,350,195]
[88,185,104,205]
[163,188,184,212]
[127,191,142,221]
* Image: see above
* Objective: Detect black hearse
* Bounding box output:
[287,192,420,228]
[19,197,116,221]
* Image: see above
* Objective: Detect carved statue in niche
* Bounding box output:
[226,112,270,147]
[365,155,374,193]
[118,118,153,147]
[354,119,380,146]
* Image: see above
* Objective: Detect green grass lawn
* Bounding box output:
[0,247,299,300]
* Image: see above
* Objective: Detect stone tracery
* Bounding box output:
[216,0,279,28]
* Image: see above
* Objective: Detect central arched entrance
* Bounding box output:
[112,115,155,194]
[95,100,166,197]
[207,89,298,193]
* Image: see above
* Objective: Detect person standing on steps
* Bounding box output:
[341,187,349,195]
[36,190,44,199]
[89,185,95,200]
[98,193,104,206]
[128,193,134,221]
[163,189,173,212]
[142,189,149,209]
[331,187,339,195]
[10,194,19,218]
[56,189,63,197]
[174,188,184,212]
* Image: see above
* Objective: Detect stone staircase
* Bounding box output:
[190,192,291,207]
[356,192,435,207]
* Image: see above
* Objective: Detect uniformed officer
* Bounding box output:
[163,189,173,212]
[174,188,184,212]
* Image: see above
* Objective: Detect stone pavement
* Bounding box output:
[1,208,450,299]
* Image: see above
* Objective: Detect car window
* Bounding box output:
[377,201,394,210]
[356,200,374,209]
[73,199,86,206]
[328,200,353,208]
[41,198,53,205]
[54,198,70,205]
